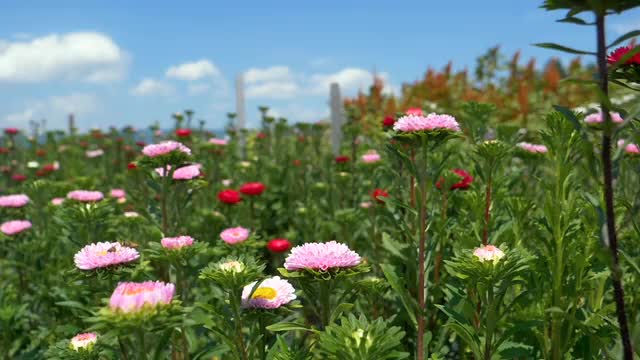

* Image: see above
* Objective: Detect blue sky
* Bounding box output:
[0,1,639,132]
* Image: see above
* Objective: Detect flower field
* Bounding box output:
[2,2,640,360]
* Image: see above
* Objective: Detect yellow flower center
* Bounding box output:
[251,287,277,300]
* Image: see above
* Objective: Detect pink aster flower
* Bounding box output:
[161,235,194,250]
[241,276,296,309]
[618,139,640,155]
[222,179,233,187]
[142,141,191,157]
[517,142,548,154]
[110,189,126,199]
[220,227,250,244]
[393,113,461,133]
[473,245,505,263]
[284,241,361,271]
[51,197,65,206]
[0,194,30,208]
[360,201,373,209]
[361,150,381,164]
[74,242,139,270]
[86,149,104,158]
[109,281,175,313]
[155,164,202,180]
[0,220,32,235]
[584,111,624,125]
[70,332,98,351]
[209,138,228,146]
[67,190,104,202]
[406,108,424,116]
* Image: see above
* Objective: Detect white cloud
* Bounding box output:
[0,32,128,83]
[166,59,220,81]
[269,104,329,123]
[246,81,299,99]
[309,68,374,95]
[245,66,293,84]
[130,78,174,96]
[3,93,99,130]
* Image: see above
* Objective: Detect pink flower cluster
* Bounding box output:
[67,190,104,202]
[208,138,228,146]
[393,113,460,133]
[51,198,65,206]
[74,242,140,270]
[618,140,640,155]
[70,332,98,351]
[161,235,194,250]
[142,141,191,157]
[155,164,202,180]
[109,281,175,313]
[584,111,624,125]
[86,149,104,158]
[0,220,32,235]
[361,150,381,163]
[284,241,361,271]
[517,142,548,154]
[0,194,30,208]
[110,189,126,199]
[473,245,505,263]
[220,227,250,244]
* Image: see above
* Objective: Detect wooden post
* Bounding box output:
[330,82,344,156]
[68,114,76,136]
[235,74,246,157]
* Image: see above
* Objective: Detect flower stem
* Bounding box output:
[137,329,147,360]
[231,291,248,360]
[595,13,633,359]
[482,173,492,246]
[416,145,429,360]
[319,281,331,330]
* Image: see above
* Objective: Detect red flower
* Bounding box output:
[297,136,306,143]
[12,174,27,182]
[4,128,19,135]
[127,162,137,170]
[335,155,350,163]
[292,159,302,167]
[135,141,146,148]
[436,169,474,191]
[0,147,9,154]
[239,182,266,196]
[79,141,89,149]
[35,169,48,177]
[256,132,267,139]
[406,108,424,116]
[372,188,389,203]
[42,164,56,172]
[36,149,47,157]
[116,137,124,143]
[607,46,640,65]
[218,189,242,204]
[267,238,292,253]
[176,128,192,138]
[382,116,395,127]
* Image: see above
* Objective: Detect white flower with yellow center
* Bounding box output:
[241,276,296,309]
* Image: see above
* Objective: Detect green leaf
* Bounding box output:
[558,16,592,26]
[534,42,595,55]
[608,30,640,49]
[380,264,417,326]
[497,341,533,358]
[330,303,354,323]
[266,322,319,334]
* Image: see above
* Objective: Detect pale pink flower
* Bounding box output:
[0,220,32,235]
[241,276,296,309]
[584,111,624,125]
[155,164,201,180]
[284,241,361,271]
[67,190,104,202]
[222,179,233,187]
[220,227,250,244]
[110,189,126,199]
[161,235,194,250]
[51,197,65,206]
[70,332,98,351]
[86,149,104,158]
[74,242,139,270]
[142,141,191,157]
[473,245,505,263]
[361,150,381,163]
[517,142,548,154]
[219,260,245,272]
[393,113,461,133]
[360,201,373,209]
[154,130,163,137]
[0,194,30,208]
[124,211,139,217]
[209,138,228,146]
[618,139,640,155]
[109,281,175,313]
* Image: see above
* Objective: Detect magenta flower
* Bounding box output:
[0,194,30,208]
[208,138,228,146]
[618,139,640,155]
[109,281,175,313]
[241,276,296,309]
[517,142,548,154]
[110,189,126,199]
[361,150,381,164]
[584,111,624,125]
[161,235,194,250]
[142,141,191,157]
[70,332,98,351]
[74,242,140,270]
[284,241,361,271]
[67,190,104,202]
[220,227,250,244]
[0,220,32,235]
[393,113,460,133]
